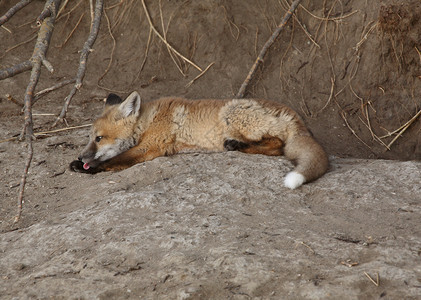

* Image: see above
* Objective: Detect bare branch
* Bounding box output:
[52,0,104,127]
[236,0,302,98]
[15,0,63,223]
[0,0,63,81]
[141,0,203,73]
[4,94,23,107]
[33,78,76,104]
[0,0,33,26]
[36,0,62,26]
[0,61,32,80]
[40,55,54,73]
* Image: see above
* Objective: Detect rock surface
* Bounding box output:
[1,153,420,299]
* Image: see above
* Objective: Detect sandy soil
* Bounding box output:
[1,0,420,299]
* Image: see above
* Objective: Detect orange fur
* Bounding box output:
[70,92,329,189]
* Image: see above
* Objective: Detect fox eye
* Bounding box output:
[95,136,103,143]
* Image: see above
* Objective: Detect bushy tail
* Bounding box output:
[283,135,329,189]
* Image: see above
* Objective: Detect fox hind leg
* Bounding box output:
[224,137,283,156]
[245,137,283,156]
[223,139,249,151]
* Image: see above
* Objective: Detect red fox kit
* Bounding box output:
[70,92,328,189]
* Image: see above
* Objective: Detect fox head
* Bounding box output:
[78,91,142,170]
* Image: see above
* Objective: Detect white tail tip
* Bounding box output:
[284,171,306,189]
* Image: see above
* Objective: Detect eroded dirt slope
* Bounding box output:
[1,0,421,299]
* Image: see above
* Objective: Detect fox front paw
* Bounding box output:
[69,160,100,174]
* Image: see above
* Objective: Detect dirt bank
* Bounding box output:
[1,1,420,299]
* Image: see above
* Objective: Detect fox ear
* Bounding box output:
[119,91,142,117]
[105,93,123,106]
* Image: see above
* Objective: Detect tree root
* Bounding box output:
[0,0,104,222]
[9,0,63,223]
[52,0,104,127]
[236,0,302,98]
[0,0,33,26]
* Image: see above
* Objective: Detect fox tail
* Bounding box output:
[283,135,329,189]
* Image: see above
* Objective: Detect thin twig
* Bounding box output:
[159,0,185,76]
[279,14,295,84]
[34,123,92,136]
[1,25,12,33]
[323,1,337,85]
[141,0,203,72]
[110,0,134,31]
[341,260,358,268]
[385,110,421,149]
[106,0,124,10]
[340,111,372,150]
[33,78,76,103]
[380,110,421,139]
[364,272,379,287]
[283,0,320,49]
[0,124,92,144]
[254,27,259,57]
[56,0,70,18]
[131,27,153,84]
[56,0,83,22]
[97,8,116,83]
[236,0,302,98]
[363,103,389,149]
[354,21,377,52]
[299,4,358,21]
[185,62,215,88]
[221,5,240,41]
[293,14,320,48]
[357,110,390,150]
[16,142,33,222]
[415,46,421,64]
[296,241,315,254]
[57,12,85,48]
[316,77,334,115]
[4,33,38,55]
[5,94,23,107]
[52,0,104,127]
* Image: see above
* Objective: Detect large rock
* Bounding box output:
[1,153,420,299]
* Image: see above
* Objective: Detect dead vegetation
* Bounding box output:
[0,0,420,221]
